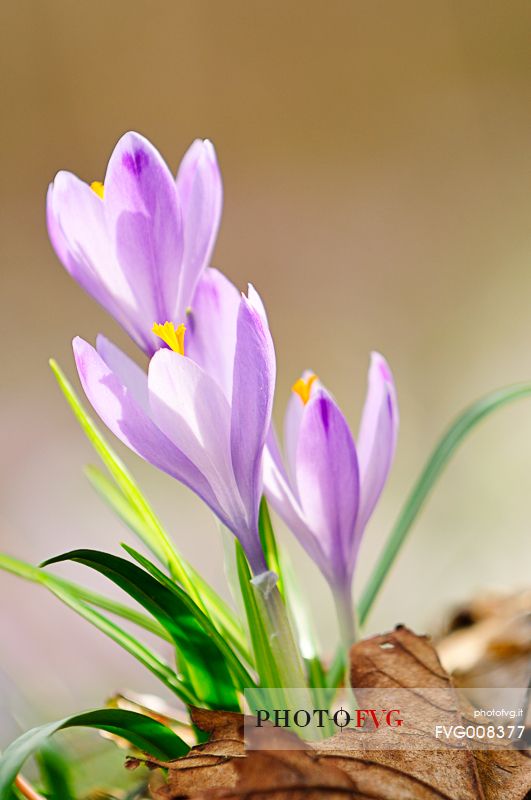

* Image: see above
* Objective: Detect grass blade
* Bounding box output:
[43,550,240,710]
[123,544,256,692]
[87,467,249,661]
[0,709,188,796]
[359,382,531,626]
[50,585,198,705]
[185,560,250,661]
[258,498,284,596]
[84,464,155,547]
[36,744,74,800]
[0,552,172,643]
[50,360,193,587]
[51,360,247,653]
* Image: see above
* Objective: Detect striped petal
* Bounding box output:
[185,268,240,399]
[356,352,399,536]
[73,336,222,522]
[230,289,276,538]
[147,348,245,531]
[104,132,183,351]
[295,389,359,584]
[175,140,223,320]
[47,174,141,346]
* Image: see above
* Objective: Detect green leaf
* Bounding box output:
[87,463,249,659]
[36,743,74,800]
[123,545,256,693]
[43,550,240,711]
[84,464,153,547]
[305,655,327,692]
[51,360,248,655]
[185,560,250,662]
[49,584,198,705]
[0,709,188,796]
[258,498,284,596]
[358,382,531,626]
[324,646,347,689]
[0,552,172,643]
[235,542,282,688]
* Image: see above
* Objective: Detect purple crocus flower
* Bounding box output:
[73,274,274,575]
[47,132,222,356]
[263,353,398,639]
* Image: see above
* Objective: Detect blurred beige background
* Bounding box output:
[1,0,530,745]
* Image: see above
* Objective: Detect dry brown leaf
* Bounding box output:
[335,626,530,800]
[102,690,196,751]
[196,749,364,799]
[145,627,530,800]
[147,708,246,799]
[436,590,531,700]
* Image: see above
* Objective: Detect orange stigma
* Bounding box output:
[90,181,104,199]
[152,321,186,355]
[292,373,318,405]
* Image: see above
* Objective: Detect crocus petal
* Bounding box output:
[264,424,286,478]
[264,426,323,563]
[148,349,246,530]
[96,335,150,414]
[284,392,303,489]
[175,140,223,319]
[73,336,222,520]
[296,389,359,584]
[246,283,269,327]
[47,174,141,346]
[230,289,276,536]
[283,372,321,489]
[356,352,399,536]
[263,445,330,576]
[185,268,240,399]
[104,132,183,350]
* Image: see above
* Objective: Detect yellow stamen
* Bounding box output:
[292,373,318,405]
[152,321,186,355]
[90,180,105,199]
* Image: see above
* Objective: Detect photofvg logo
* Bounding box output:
[243,687,529,750]
[244,688,405,748]
[255,706,403,731]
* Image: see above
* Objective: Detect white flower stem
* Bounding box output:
[334,584,357,648]
[258,581,315,722]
